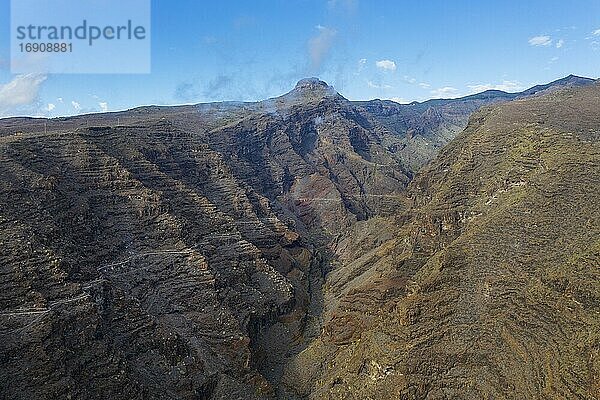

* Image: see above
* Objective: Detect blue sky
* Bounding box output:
[1,0,600,117]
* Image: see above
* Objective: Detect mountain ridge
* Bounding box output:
[1,74,595,123]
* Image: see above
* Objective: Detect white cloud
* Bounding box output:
[355,58,367,74]
[556,39,564,48]
[400,76,430,89]
[57,97,63,103]
[367,80,392,89]
[99,102,108,112]
[375,59,397,71]
[308,25,337,71]
[0,74,47,110]
[71,101,81,112]
[529,35,552,46]
[388,97,409,104]
[46,103,55,112]
[467,80,524,94]
[430,87,461,99]
[593,29,600,36]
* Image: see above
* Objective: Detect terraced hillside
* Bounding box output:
[0,78,414,399]
[0,77,598,399]
[281,82,600,399]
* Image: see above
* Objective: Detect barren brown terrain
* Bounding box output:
[0,77,598,399]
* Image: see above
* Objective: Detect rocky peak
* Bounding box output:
[549,74,595,87]
[295,77,330,90]
[519,74,596,97]
[289,78,339,99]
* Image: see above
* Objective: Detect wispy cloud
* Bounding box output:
[71,101,81,112]
[367,80,392,89]
[430,86,461,99]
[45,103,55,112]
[308,25,337,72]
[354,58,367,76]
[99,102,108,112]
[593,29,600,36]
[401,75,430,89]
[357,58,367,73]
[528,35,553,46]
[388,97,409,104]
[556,39,564,48]
[467,80,523,94]
[0,74,47,113]
[375,59,396,71]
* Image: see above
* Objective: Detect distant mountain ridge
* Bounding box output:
[351,74,596,170]
[1,75,595,175]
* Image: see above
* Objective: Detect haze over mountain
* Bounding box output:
[0,75,598,399]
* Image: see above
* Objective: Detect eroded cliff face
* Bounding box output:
[0,79,412,399]
[281,83,600,399]
[0,78,599,400]
[0,119,305,399]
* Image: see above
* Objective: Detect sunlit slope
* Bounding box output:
[284,82,600,400]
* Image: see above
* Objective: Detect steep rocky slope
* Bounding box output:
[282,82,600,399]
[0,78,413,399]
[0,119,303,399]
[0,77,598,399]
